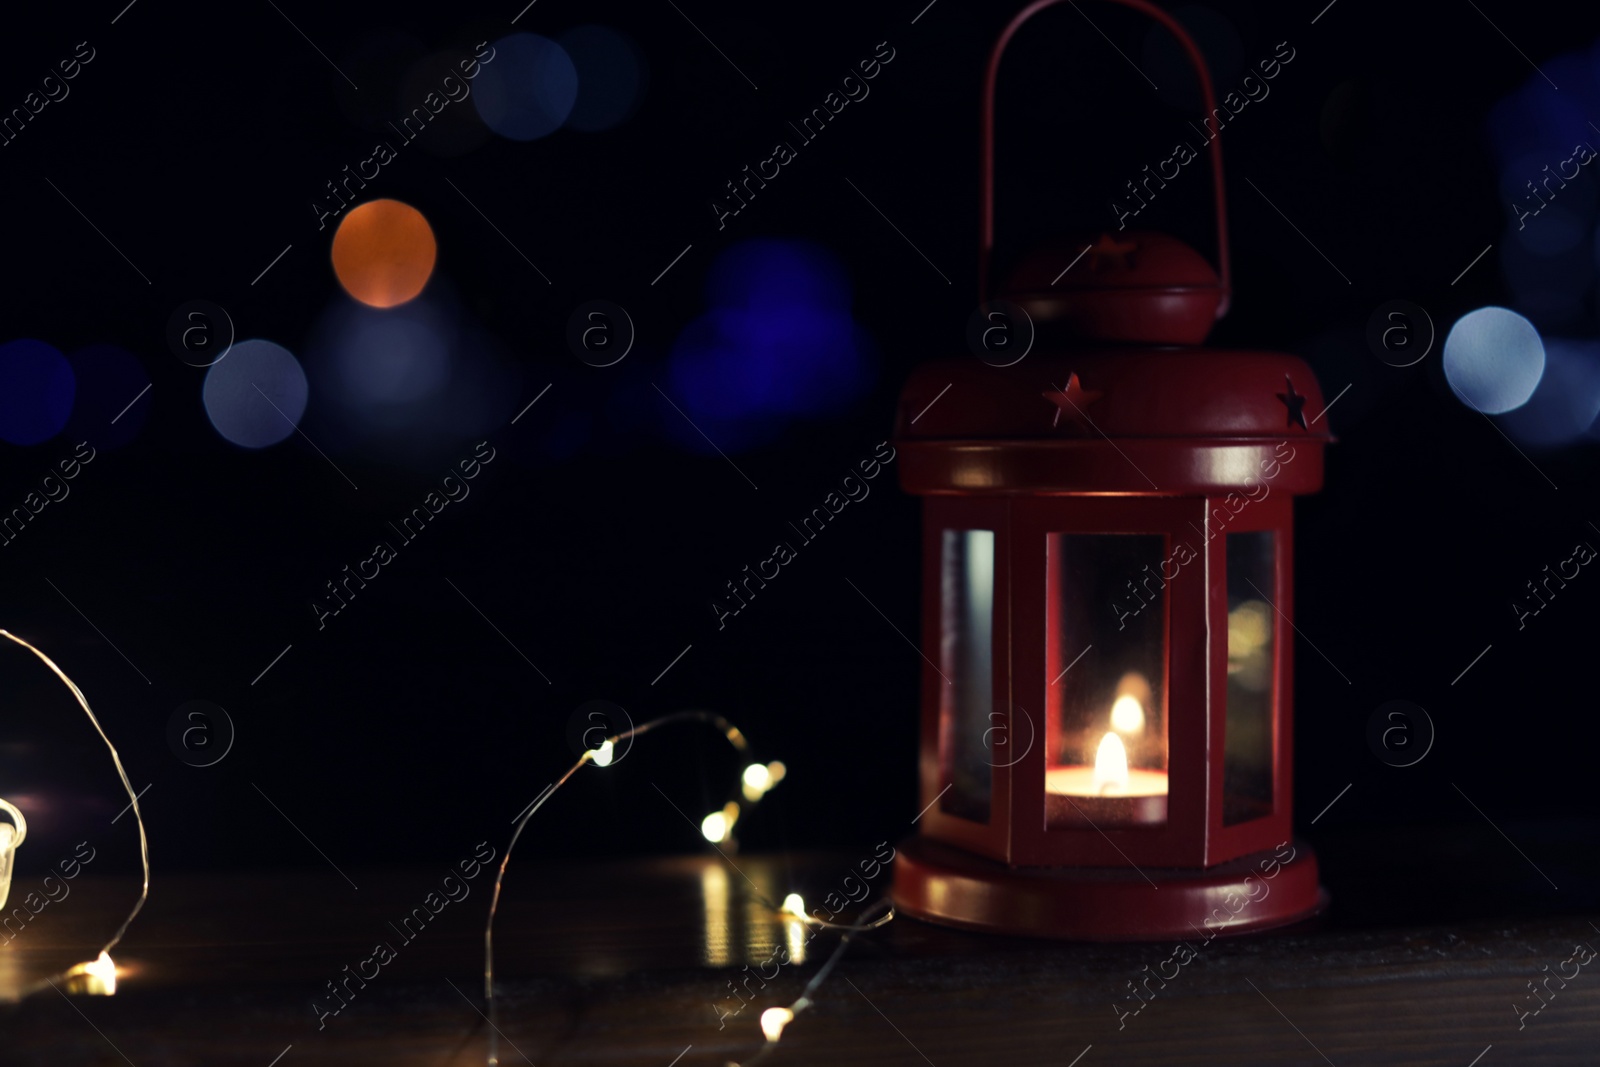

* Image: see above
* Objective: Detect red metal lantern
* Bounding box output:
[890,0,1332,941]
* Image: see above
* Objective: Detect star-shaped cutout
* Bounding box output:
[1087,233,1138,272]
[1044,373,1105,427]
[1277,375,1308,430]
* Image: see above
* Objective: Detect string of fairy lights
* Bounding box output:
[0,630,150,1000]
[484,708,895,1067]
[0,634,895,1063]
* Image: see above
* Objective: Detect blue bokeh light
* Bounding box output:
[666,239,875,453]
[560,25,645,132]
[332,298,452,406]
[1487,56,1596,165]
[1443,307,1546,414]
[1499,339,1600,449]
[1511,203,1587,257]
[1503,221,1594,330]
[1488,36,1600,331]
[707,239,853,313]
[1500,149,1600,221]
[474,34,578,141]
[305,285,521,466]
[65,344,150,449]
[203,340,309,448]
[0,339,75,446]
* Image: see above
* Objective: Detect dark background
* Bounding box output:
[0,0,1595,907]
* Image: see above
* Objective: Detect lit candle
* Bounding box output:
[1045,694,1167,827]
[1046,731,1169,797]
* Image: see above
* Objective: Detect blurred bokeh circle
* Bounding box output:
[332,200,438,309]
[66,344,151,449]
[0,339,75,446]
[474,34,578,141]
[560,25,646,132]
[1442,307,1545,414]
[202,340,309,448]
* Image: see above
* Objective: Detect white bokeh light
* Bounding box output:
[203,339,308,448]
[1442,307,1546,414]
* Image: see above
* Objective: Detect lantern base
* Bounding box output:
[892,835,1326,942]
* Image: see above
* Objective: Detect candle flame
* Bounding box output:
[1110,695,1144,734]
[1092,732,1130,795]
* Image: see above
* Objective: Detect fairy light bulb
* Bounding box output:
[760,1006,794,1042]
[0,631,148,1002]
[702,800,742,843]
[740,761,788,803]
[63,951,118,995]
[480,707,780,1067]
[781,893,806,917]
[85,951,117,993]
[740,763,770,801]
[0,799,24,911]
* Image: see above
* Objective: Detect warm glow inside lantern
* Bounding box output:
[890,0,1331,941]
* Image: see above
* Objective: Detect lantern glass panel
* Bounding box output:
[1045,534,1169,830]
[1224,530,1276,825]
[938,529,994,822]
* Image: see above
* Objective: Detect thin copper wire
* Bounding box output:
[731,896,897,1067]
[0,630,150,998]
[482,710,749,1066]
[480,709,896,1065]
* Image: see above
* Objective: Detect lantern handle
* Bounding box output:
[979,0,1232,317]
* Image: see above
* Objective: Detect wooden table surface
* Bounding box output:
[3,822,1597,1066]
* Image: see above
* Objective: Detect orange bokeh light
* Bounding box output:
[331,200,437,309]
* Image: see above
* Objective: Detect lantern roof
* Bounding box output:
[894,349,1332,496]
[1002,231,1225,346]
[898,349,1331,442]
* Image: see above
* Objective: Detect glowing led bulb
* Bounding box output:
[760,1006,794,1042]
[701,800,741,843]
[741,762,771,801]
[781,892,806,917]
[85,951,117,992]
[63,951,117,995]
[591,739,614,767]
[1110,695,1145,734]
[0,799,24,911]
[740,762,787,802]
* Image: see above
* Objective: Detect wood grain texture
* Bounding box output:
[2,823,1597,1066]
